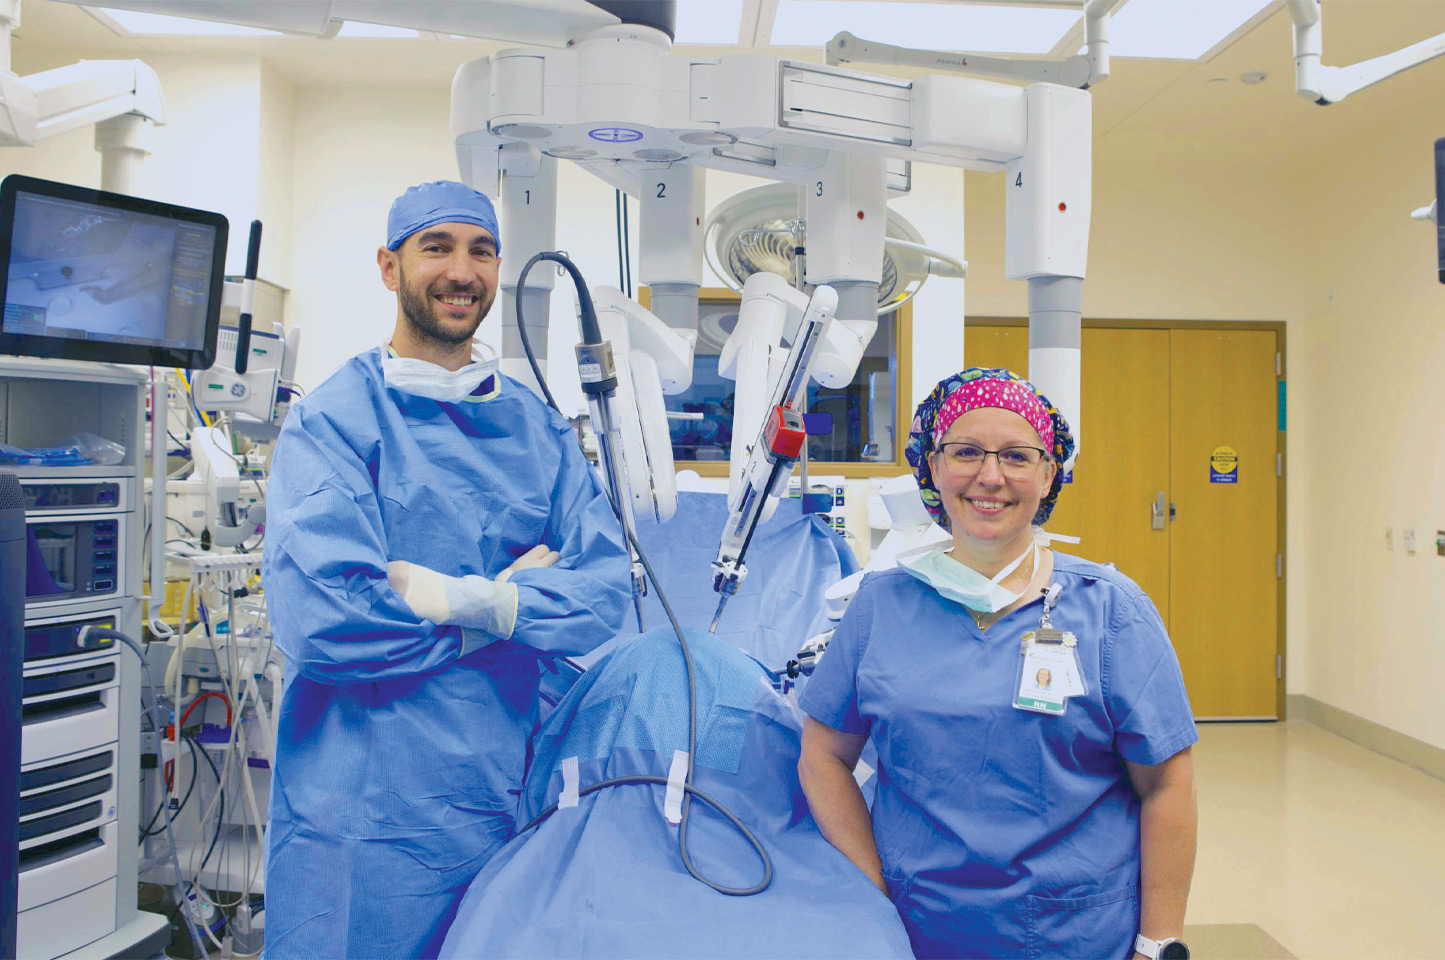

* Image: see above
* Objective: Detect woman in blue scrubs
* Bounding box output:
[799,368,1198,960]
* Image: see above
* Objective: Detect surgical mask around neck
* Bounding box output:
[382,343,498,402]
[897,540,1039,613]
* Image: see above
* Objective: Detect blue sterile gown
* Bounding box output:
[799,553,1198,960]
[260,348,630,959]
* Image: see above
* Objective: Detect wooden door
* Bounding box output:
[965,326,1028,378]
[1168,329,1279,718]
[965,326,1172,621]
[1046,328,1172,622]
[964,322,1281,718]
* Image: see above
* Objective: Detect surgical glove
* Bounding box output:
[387,561,519,641]
[497,544,561,582]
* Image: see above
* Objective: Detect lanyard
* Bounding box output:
[1014,583,1084,714]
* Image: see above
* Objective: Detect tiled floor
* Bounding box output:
[1188,721,1445,959]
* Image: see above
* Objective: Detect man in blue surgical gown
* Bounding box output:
[261,181,630,959]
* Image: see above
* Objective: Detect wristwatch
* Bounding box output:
[1135,934,1190,959]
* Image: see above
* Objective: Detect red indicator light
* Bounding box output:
[856,211,865,220]
[1058,202,1067,211]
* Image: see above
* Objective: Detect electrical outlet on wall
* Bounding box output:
[1403,529,1417,554]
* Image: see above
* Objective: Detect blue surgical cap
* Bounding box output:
[386,180,501,252]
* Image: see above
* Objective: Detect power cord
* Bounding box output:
[86,625,211,957]
[513,253,772,896]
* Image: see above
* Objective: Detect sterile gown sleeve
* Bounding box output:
[1103,593,1199,765]
[263,406,480,685]
[498,415,630,658]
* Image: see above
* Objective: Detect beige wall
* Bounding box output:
[1296,119,1444,749]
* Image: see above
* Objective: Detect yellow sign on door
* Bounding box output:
[1209,444,1238,484]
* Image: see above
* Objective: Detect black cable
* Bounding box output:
[615,189,626,291]
[102,622,210,957]
[192,737,228,885]
[511,254,773,896]
[622,194,633,298]
[511,266,560,414]
[141,518,200,566]
[141,735,201,841]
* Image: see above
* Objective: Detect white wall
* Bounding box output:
[287,85,455,390]
[3,51,288,285]
[256,61,296,291]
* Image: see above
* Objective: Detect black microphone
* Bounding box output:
[235,219,263,374]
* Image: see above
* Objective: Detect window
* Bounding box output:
[646,287,912,477]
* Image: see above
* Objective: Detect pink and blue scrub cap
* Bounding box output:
[386,180,500,252]
[905,367,1075,528]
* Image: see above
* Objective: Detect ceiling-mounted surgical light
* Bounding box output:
[704,184,964,316]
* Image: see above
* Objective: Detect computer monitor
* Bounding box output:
[1435,137,1444,284]
[0,175,228,369]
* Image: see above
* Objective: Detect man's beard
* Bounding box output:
[398,266,493,347]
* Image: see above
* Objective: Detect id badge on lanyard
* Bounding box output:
[1014,583,1087,716]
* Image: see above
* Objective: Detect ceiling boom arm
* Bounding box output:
[1288,0,1445,104]
[825,0,1114,89]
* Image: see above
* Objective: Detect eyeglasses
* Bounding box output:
[934,442,1051,478]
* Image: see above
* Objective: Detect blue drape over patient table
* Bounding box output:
[591,491,861,672]
[439,628,913,959]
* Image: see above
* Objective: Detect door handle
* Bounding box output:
[1151,492,1167,530]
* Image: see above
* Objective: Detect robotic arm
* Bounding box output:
[825,0,1116,89]
[591,285,693,523]
[710,283,838,631]
[1288,0,1445,105]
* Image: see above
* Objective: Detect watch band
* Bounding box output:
[1135,934,1190,959]
[1132,931,1190,954]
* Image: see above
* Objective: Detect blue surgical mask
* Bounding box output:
[897,541,1038,613]
[382,343,499,402]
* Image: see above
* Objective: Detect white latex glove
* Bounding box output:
[387,560,519,640]
[497,544,561,582]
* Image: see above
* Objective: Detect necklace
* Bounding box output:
[967,547,1040,632]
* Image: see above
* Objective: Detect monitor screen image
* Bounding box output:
[0,175,228,369]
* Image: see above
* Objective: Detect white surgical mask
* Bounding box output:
[897,540,1039,613]
[382,342,499,402]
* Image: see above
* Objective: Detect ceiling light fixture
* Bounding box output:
[675,0,744,44]
[1103,0,1273,60]
[771,1,1079,54]
[90,6,282,37]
